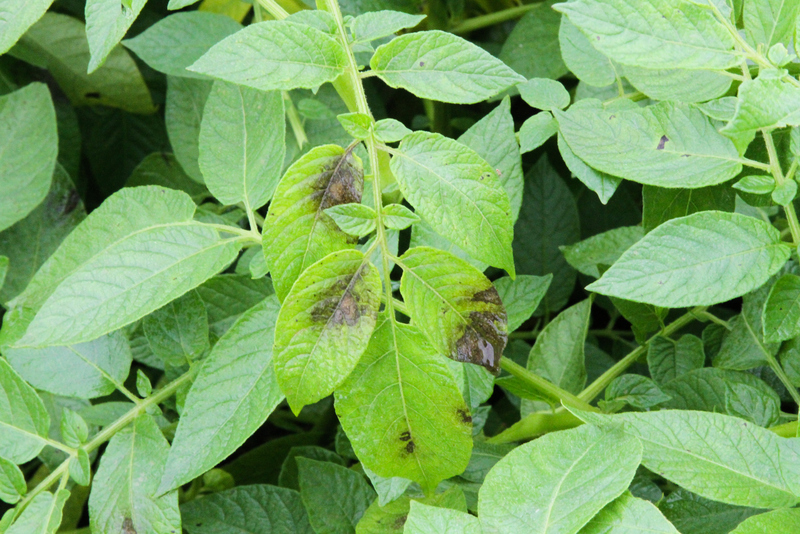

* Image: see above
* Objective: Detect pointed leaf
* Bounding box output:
[0,359,50,464]
[166,77,212,184]
[85,0,146,72]
[144,290,210,366]
[519,112,558,154]
[298,458,375,533]
[578,492,680,534]
[724,71,800,135]
[0,457,25,504]
[494,274,552,332]
[642,183,736,233]
[647,335,705,385]
[557,133,621,204]
[350,10,426,43]
[0,0,54,55]
[6,489,69,534]
[763,274,800,343]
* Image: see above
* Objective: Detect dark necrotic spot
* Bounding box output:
[457,409,472,424]
[399,431,411,442]
[405,440,415,453]
[62,189,81,215]
[657,135,668,150]
[122,518,137,534]
[472,287,503,306]
[419,61,425,67]
[394,515,408,529]
[84,92,101,99]
[318,145,364,211]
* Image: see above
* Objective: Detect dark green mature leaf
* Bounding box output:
[461,440,514,484]
[579,492,680,534]
[264,144,364,301]
[391,132,515,275]
[0,0,54,55]
[603,375,671,411]
[124,12,242,78]
[763,274,800,343]
[561,226,643,278]
[647,335,705,385]
[494,274,551,332]
[642,183,736,233]
[743,0,800,48]
[6,489,69,534]
[714,283,778,370]
[298,458,375,533]
[557,100,742,188]
[336,315,473,493]
[90,414,180,534]
[274,249,381,413]
[195,274,274,338]
[370,30,524,104]
[660,488,763,534]
[166,77,212,184]
[554,0,739,69]
[588,212,790,307]
[189,21,348,91]
[125,153,208,202]
[0,359,49,464]
[479,424,642,534]
[730,508,800,533]
[144,290,209,366]
[724,71,800,135]
[399,247,507,373]
[499,0,567,81]
[0,82,56,233]
[279,446,346,491]
[0,457,25,504]
[358,488,466,533]
[181,485,314,534]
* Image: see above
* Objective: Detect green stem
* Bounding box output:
[451,2,542,34]
[694,310,733,330]
[486,409,583,444]
[500,359,599,413]
[763,129,800,243]
[256,0,290,19]
[284,91,309,148]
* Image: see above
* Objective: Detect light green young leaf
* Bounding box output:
[159,296,284,493]
[561,226,643,278]
[458,97,524,222]
[188,21,347,91]
[382,203,419,230]
[519,78,570,111]
[144,291,209,367]
[264,144,364,301]
[623,65,732,103]
[6,489,69,534]
[554,0,739,70]
[370,30,525,104]
[399,247,508,373]
[519,112,558,154]
[181,485,314,534]
[587,211,790,307]
[573,409,800,509]
[724,71,800,134]
[336,316,473,493]
[325,203,377,237]
[771,180,797,206]
[14,13,155,113]
[0,0,54,55]
[730,507,800,533]
[557,133,621,204]
[764,274,800,342]
[558,17,615,87]
[90,414,180,534]
[298,458,375,533]
[0,359,50,464]
[60,409,89,448]
[479,424,642,534]
[405,501,482,534]
[647,334,705,385]
[274,249,381,413]
[734,175,775,195]
[494,274,552,332]
[0,457,25,504]
[85,0,147,73]
[0,83,56,234]
[123,12,242,78]
[743,0,800,48]
[698,96,739,122]
[579,492,680,534]
[165,77,212,184]
[69,448,91,486]
[642,183,736,232]
[338,112,373,140]
[556,100,742,188]
[5,331,132,399]
[391,132,515,275]
[499,0,568,81]
[125,153,208,202]
[350,10,425,43]
[374,119,412,143]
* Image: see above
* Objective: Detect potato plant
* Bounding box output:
[1,0,800,532]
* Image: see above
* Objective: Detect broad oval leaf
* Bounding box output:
[558,17,615,88]
[0,457,25,504]
[0,83,57,233]
[351,10,426,43]
[0,0,54,55]
[199,81,285,209]
[724,71,800,135]
[335,315,473,493]
[85,0,146,73]
[188,20,347,91]
[556,100,743,188]
[159,296,284,493]
[0,359,49,464]
[478,424,642,534]
[264,144,364,302]
[557,133,621,204]
[274,249,381,414]
[370,30,525,104]
[405,501,482,534]
[763,274,800,343]
[586,211,790,307]
[579,492,680,534]
[391,132,515,275]
[623,65,732,104]
[729,508,800,534]
[399,247,508,373]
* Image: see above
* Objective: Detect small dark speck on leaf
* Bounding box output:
[62,189,80,215]
[681,154,690,158]
[405,440,415,453]
[419,61,425,67]
[122,518,137,534]
[85,92,101,99]
[657,135,668,150]
[457,409,472,424]
[399,431,411,441]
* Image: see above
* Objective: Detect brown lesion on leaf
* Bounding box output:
[399,430,412,441]
[307,144,365,245]
[405,440,416,454]
[309,261,379,330]
[122,518,137,534]
[452,285,508,374]
[657,135,668,150]
[457,408,472,424]
[394,515,408,530]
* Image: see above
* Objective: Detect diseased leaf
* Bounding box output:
[559,17,615,87]
[0,359,50,464]
[499,0,567,81]
[494,274,552,332]
[274,249,381,413]
[85,0,147,72]
[370,30,525,104]
[724,71,800,135]
[264,144,364,301]
[298,458,375,533]
[579,492,680,534]
[561,226,643,278]
[0,0,54,55]
[647,334,705,385]
[587,212,790,307]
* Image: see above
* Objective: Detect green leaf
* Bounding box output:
[0,359,50,464]
[374,119,412,143]
[166,77,212,184]
[195,273,274,338]
[123,12,242,78]
[338,112,373,140]
[188,21,347,91]
[494,274,552,332]
[642,183,736,233]
[89,414,180,534]
[0,83,56,234]
[0,0,54,55]
[144,291,209,367]
[730,508,800,533]
[391,132,515,275]
[69,447,92,486]
[85,0,147,72]
[264,144,364,301]
[381,203,419,230]
[350,10,426,43]
[714,285,777,370]
[4,330,132,399]
[603,375,671,411]
[0,457,25,504]
[660,488,763,534]
[771,179,797,206]
[573,409,800,508]
[734,175,775,195]
[479,424,642,534]
[279,446,346,490]
[159,296,284,493]
[557,133,621,204]
[370,30,525,104]
[764,274,800,342]
[519,112,558,154]
[724,71,800,134]
[405,501,481,534]
[554,0,739,69]
[409,219,488,272]
[519,78,570,111]
[285,10,337,33]
[558,17,615,87]
[743,0,800,48]
[556,100,742,188]
[274,249,381,413]
[60,409,89,448]
[587,212,790,307]
[181,485,314,534]
[561,226,643,278]
[325,203,377,237]
[499,0,568,81]
[126,153,208,202]
[623,65,732,103]
[298,458,375,533]
[647,334,705,385]
[461,440,515,484]
[578,492,680,534]
[199,81,285,209]
[399,247,508,373]
[14,13,155,113]
[356,486,466,534]
[6,489,69,534]
[335,315,473,492]
[458,97,524,222]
